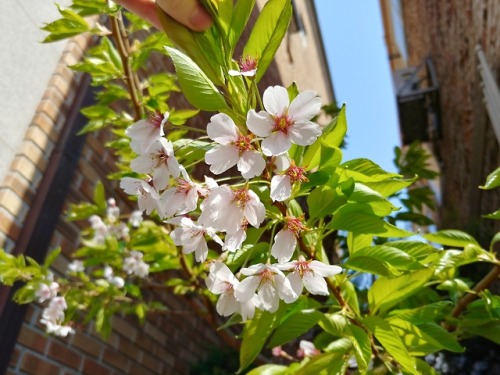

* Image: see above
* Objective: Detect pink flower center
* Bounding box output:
[222,281,234,294]
[239,56,258,72]
[176,178,192,194]
[147,111,164,129]
[286,165,308,183]
[154,150,169,168]
[294,260,312,278]
[285,217,307,237]
[233,135,253,153]
[259,268,275,285]
[232,188,250,207]
[274,115,293,133]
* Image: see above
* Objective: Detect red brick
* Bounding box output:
[17,326,48,354]
[20,352,60,375]
[82,358,112,375]
[128,362,155,375]
[117,337,142,362]
[47,339,82,369]
[2,171,36,204]
[9,347,21,368]
[0,208,21,240]
[70,333,102,357]
[102,348,130,373]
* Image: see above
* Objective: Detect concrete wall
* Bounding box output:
[0,0,71,184]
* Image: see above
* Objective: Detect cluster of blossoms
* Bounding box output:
[120,85,342,320]
[35,277,74,337]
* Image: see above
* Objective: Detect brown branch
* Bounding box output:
[451,263,500,318]
[109,11,144,120]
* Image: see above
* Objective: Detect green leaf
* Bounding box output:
[347,232,373,255]
[246,365,288,375]
[368,268,434,314]
[338,159,401,183]
[479,166,500,190]
[423,230,479,247]
[319,313,348,336]
[93,181,106,211]
[243,0,292,82]
[321,105,347,149]
[295,352,346,375]
[417,323,464,352]
[464,322,500,344]
[41,4,91,43]
[364,177,416,197]
[166,47,227,111]
[168,109,200,125]
[229,0,256,52]
[386,240,440,262]
[346,325,372,373]
[239,310,280,373]
[348,183,396,216]
[158,9,223,84]
[307,186,337,219]
[328,203,414,237]
[345,245,424,277]
[490,232,500,252]
[43,248,61,269]
[484,210,500,220]
[363,316,418,374]
[387,301,453,324]
[268,309,323,348]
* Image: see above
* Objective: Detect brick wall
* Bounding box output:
[401,0,500,240]
[1,27,225,375]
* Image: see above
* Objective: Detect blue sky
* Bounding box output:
[315,0,401,172]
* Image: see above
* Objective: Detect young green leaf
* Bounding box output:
[422,230,479,247]
[228,0,256,51]
[166,47,227,112]
[363,316,418,374]
[267,309,323,348]
[321,104,347,149]
[41,4,91,43]
[243,0,293,82]
[479,166,500,190]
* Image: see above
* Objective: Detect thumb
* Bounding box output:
[156,0,212,31]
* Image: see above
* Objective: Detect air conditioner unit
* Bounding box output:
[393,57,441,145]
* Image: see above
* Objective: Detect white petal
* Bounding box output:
[274,154,291,172]
[287,271,304,296]
[288,90,321,122]
[130,154,154,174]
[309,260,342,277]
[239,299,256,321]
[246,110,274,137]
[238,150,266,179]
[207,113,238,144]
[261,131,292,156]
[120,177,142,195]
[275,274,298,303]
[223,228,247,252]
[153,166,170,191]
[240,263,267,276]
[271,229,297,263]
[217,293,239,316]
[205,145,239,175]
[289,121,322,146]
[244,191,266,228]
[303,271,329,296]
[263,86,289,116]
[258,282,279,312]
[235,276,260,302]
[270,175,292,202]
[194,238,209,262]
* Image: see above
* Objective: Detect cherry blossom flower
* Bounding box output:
[271,216,307,263]
[40,296,74,337]
[278,256,342,296]
[297,340,320,358]
[128,210,143,227]
[235,263,297,313]
[159,167,204,218]
[170,217,223,262]
[126,111,168,153]
[206,262,256,320]
[106,198,120,222]
[123,251,149,278]
[228,56,257,77]
[247,86,322,156]
[271,163,308,202]
[67,260,84,274]
[198,185,265,234]
[130,138,180,190]
[103,266,125,288]
[205,113,265,179]
[222,221,248,252]
[35,281,59,303]
[120,177,162,216]
[89,215,108,244]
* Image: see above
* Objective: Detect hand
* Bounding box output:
[116,0,212,31]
